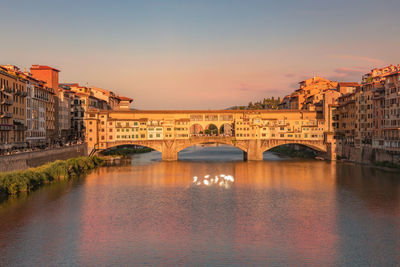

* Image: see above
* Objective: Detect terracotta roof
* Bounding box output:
[60,83,80,87]
[88,109,318,114]
[31,65,60,72]
[118,96,133,101]
[338,82,359,87]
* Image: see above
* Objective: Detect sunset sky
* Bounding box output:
[2,0,400,109]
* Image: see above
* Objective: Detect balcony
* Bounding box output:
[0,86,12,94]
[15,90,27,97]
[14,124,27,131]
[0,124,13,131]
[1,99,13,105]
[0,112,13,118]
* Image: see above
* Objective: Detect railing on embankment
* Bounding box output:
[0,144,88,173]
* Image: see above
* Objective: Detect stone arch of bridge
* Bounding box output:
[103,141,163,153]
[175,139,248,154]
[262,141,327,153]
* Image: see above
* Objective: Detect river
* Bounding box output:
[0,145,399,266]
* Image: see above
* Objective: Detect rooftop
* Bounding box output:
[31,65,60,72]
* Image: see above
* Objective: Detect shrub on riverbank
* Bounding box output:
[0,156,104,196]
[100,146,153,157]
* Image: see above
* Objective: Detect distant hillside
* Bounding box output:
[227,97,281,110]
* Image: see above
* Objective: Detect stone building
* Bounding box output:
[334,92,358,146]
[0,65,28,151]
[279,77,338,111]
[382,68,400,150]
[30,65,61,144]
[23,73,48,147]
[0,67,16,151]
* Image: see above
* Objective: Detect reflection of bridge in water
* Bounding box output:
[85,109,336,160]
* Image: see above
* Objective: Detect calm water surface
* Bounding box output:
[0,146,400,266]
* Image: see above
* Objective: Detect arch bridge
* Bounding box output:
[85,109,336,161]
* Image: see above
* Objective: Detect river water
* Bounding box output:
[0,145,399,266]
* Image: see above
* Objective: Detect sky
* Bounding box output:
[1,0,400,109]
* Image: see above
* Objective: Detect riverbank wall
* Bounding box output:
[0,144,87,173]
[336,144,400,166]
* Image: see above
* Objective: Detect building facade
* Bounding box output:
[0,65,28,151]
[24,74,48,147]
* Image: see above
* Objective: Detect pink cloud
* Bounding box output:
[333,55,385,66]
[328,67,368,82]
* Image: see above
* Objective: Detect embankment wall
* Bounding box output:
[0,144,87,173]
[337,144,400,165]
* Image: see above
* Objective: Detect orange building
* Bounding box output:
[279,77,338,111]
[30,65,61,143]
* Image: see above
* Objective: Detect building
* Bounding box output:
[334,92,357,146]
[0,65,28,151]
[279,77,338,111]
[354,65,398,147]
[90,86,121,110]
[24,73,48,147]
[30,65,61,144]
[337,82,359,94]
[382,68,400,150]
[0,67,15,151]
[58,87,72,141]
[116,96,133,110]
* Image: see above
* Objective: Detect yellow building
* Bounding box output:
[85,109,334,161]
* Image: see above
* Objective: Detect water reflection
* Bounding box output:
[0,147,399,266]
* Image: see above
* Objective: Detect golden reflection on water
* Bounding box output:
[1,151,399,266]
[85,160,337,191]
[78,160,340,265]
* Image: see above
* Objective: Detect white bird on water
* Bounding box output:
[203,180,209,185]
[193,176,198,183]
[226,175,234,182]
[204,175,210,179]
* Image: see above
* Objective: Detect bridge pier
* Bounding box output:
[245,140,264,161]
[161,141,178,161]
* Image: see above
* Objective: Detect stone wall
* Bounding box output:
[337,144,400,165]
[0,144,87,173]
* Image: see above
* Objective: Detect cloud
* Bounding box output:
[285,73,295,78]
[333,55,385,66]
[328,67,367,81]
